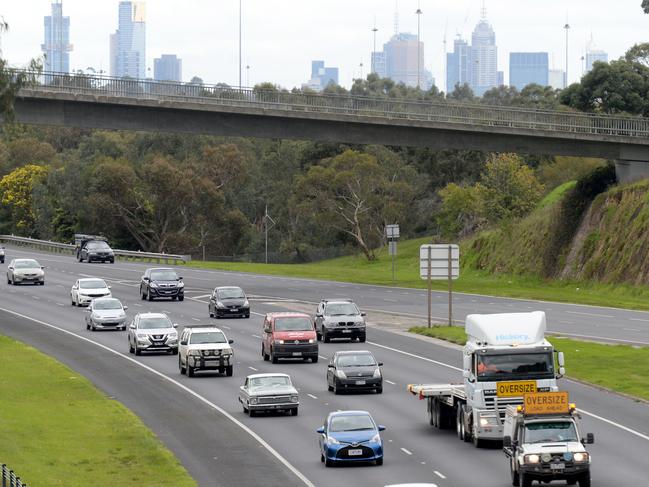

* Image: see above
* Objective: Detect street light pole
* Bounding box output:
[372,25,378,74]
[416,6,423,89]
[239,0,242,89]
[564,22,570,87]
[246,64,250,87]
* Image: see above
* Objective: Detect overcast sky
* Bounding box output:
[1,1,647,90]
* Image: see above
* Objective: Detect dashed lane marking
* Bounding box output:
[385,380,396,385]
[566,310,615,318]
[252,334,261,339]
[307,394,317,399]
[248,366,258,371]
[400,447,412,455]
[434,470,446,479]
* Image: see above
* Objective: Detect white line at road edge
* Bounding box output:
[0,307,315,487]
[366,341,649,443]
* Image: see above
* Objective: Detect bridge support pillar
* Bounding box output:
[616,146,649,183]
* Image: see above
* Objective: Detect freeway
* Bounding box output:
[0,245,648,487]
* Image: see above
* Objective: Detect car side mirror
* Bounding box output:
[378,362,383,367]
[585,433,594,444]
[327,364,334,368]
[558,366,565,376]
[129,324,136,329]
[41,266,46,270]
[316,427,325,434]
[503,436,512,447]
[462,370,471,379]
[172,323,178,328]
[378,425,386,431]
[143,277,149,281]
[180,340,188,346]
[123,306,128,310]
[178,277,183,280]
[108,285,112,289]
[557,351,565,368]
[8,267,13,270]
[264,326,271,333]
[315,313,322,318]
[361,312,367,317]
[228,339,234,344]
[85,308,91,312]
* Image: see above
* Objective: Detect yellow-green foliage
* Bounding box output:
[0,164,49,232]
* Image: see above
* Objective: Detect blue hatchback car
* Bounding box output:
[316,410,385,467]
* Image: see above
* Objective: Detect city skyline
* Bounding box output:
[1,1,646,90]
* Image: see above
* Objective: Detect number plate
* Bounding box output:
[355,380,366,385]
[342,329,352,333]
[292,352,302,356]
[348,449,363,456]
[550,463,565,470]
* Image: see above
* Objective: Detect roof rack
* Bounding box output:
[322,298,354,303]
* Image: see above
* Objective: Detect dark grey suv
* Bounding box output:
[315,299,366,342]
[327,350,383,394]
[140,268,185,301]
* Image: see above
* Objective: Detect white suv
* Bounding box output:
[178,326,234,377]
[128,312,179,355]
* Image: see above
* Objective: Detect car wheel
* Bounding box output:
[311,355,318,363]
[225,365,233,377]
[147,289,153,301]
[86,321,90,330]
[578,473,591,487]
[178,356,186,374]
[324,456,334,468]
[290,407,298,416]
[242,403,249,414]
[270,348,278,364]
[245,313,250,319]
[376,386,383,394]
[333,380,340,395]
[110,258,115,264]
[187,364,194,377]
[320,453,324,463]
[135,346,142,356]
[323,327,330,343]
[520,473,532,487]
[91,322,96,332]
[328,381,333,392]
[71,297,76,306]
[140,287,146,300]
[209,307,214,318]
[359,334,366,343]
[128,340,134,354]
[248,409,256,417]
[171,348,178,355]
[178,296,184,302]
[376,457,383,466]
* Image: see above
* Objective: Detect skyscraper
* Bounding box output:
[469,11,498,96]
[41,0,72,74]
[446,36,469,92]
[585,50,608,73]
[383,33,425,88]
[548,69,566,89]
[509,52,549,90]
[371,51,387,78]
[110,1,146,78]
[154,54,182,82]
[303,60,339,91]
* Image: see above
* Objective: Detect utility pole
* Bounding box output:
[564,22,570,87]
[416,5,422,89]
[239,0,242,89]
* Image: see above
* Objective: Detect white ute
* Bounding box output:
[408,311,565,447]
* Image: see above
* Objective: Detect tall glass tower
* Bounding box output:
[469,9,497,96]
[41,0,72,74]
[110,1,146,78]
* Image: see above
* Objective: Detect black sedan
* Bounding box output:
[327,350,383,394]
[208,286,250,318]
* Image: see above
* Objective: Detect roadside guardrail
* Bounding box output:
[0,235,190,265]
[1,464,27,487]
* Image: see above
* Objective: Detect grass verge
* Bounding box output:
[0,335,196,486]
[408,327,649,402]
[186,236,649,311]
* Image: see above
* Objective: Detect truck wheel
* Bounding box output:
[135,346,141,356]
[311,355,318,363]
[520,473,532,487]
[187,364,194,377]
[225,365,233,377]
[358,334,366,343]
[510,461,520,486]
[262,344,269,361]
[324,456,334,468]
[290,407,298,416]
[578,473,591,487]
[248,409,256,417]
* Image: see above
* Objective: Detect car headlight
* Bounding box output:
[308,339,316,344]
[178,281,184,288]
[249,397,258,405]
[573,452,589,463]
[222,349,233,356]
[275,339,284,345]
[370,433,381,443]
[336,370,347,379]
[216,301,225,308]
[169,332,178,339]
[149,282,159,288]
[188,350,201,356]
[479,416,498,427]
[524,454,540,464]
[290,395,298,403]
[327,436,340,445]
[373,368,381,378]
[243,299,249,307]
[137,333,149,339]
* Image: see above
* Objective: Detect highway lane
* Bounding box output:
[3,244,648,345]
[1,249,648,486]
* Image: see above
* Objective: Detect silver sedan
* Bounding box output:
[85,297,128,331]
[6,258,45,285]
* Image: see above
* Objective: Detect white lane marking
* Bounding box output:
[248,366,258,371]
[191,318,201,322]
[221,325,231,329]
[558,321,575,325]
[368,340,649,442]
[385,380,396,385]
[252,334,261,339]
[193,294,211,299]
[32,296,40,300]
[318,355,328,360]
[383,298,398,303]
[549,331,649,346]
[630,318,649,322]
[566,310,615,318]
[434,470,446,479]
[56,303,64,307]
[0,307,315,487]
[400,447,413,455]
[307,394,317,400]
[623,328,641,332]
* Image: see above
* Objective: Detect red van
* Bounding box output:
[262,312,319,363]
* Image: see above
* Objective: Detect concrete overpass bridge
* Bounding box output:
[7,71,649,182]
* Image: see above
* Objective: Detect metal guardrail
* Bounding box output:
[0,235,190,264]
[1,464,27,487]
[12,70,649,140]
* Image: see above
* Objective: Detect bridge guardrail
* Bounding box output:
[1,464,27,487]
[0,235,190,264]
[12,70,649,140]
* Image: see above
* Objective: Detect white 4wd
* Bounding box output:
[178,326,234,377]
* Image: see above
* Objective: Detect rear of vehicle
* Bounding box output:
[263,313,318,363]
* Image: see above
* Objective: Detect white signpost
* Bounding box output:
[386,224,400,283]
[420,244,460,327]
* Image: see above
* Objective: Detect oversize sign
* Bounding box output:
[523,392,570,415]
[496,381,537,397]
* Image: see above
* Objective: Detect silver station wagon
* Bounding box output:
[239,373,299,417]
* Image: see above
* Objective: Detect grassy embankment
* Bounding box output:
[0,335,195,486]
[410,326,649,401]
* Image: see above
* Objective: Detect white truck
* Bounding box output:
[503,392,594,487]
[408,311,565,448]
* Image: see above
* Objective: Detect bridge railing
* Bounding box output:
[0,235,190,264]
[13,70,649,139]
[1,464,27,487]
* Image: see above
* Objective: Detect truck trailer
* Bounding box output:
[408,311,565,447]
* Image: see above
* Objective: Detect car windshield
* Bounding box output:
[138,317,172,329]
[249,376,291,388]
[150,270,179,281]
[79,279,107,289]
[524,422,578,443]
[326,303,359,316]
[330,414,375,432]
[218,288,245,299]
[274,317,313,331]
[476,352,554,381]
[87,241,110,249]
[93,299,122,310]
[189,331,227,344]
[14,260,40,269]
[337,354,376,367]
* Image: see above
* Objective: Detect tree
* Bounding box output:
[437,183,483,238]
[0,164,49,234]
[643,0,649,13]
[447,83,475,102]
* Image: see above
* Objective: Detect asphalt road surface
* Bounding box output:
[1,245,648,487]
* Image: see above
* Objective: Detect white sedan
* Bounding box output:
[71,278,112,306]
[6,258,45,285]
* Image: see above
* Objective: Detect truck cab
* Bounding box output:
[503,393,593,487]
